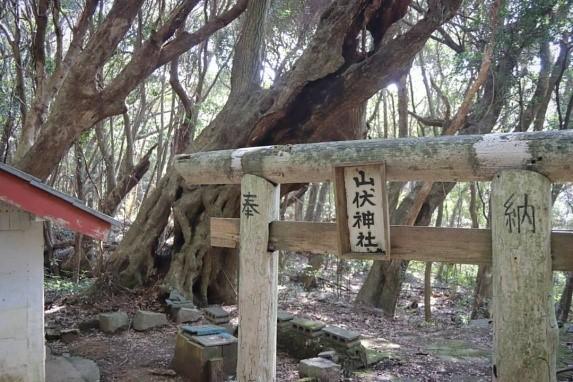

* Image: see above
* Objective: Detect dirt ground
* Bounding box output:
[45,263,504,381]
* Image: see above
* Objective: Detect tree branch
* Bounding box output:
[103,0,247,102]
[408,111,446,127]
[159,0,249,66]
[443,0,501,135]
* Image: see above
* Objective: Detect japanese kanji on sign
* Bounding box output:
[333,162,390,258]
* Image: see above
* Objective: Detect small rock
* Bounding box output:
[133,310,168,331]
[99,311,129,334]
[60,328,80,343]
[318,350,338,362]
[299,357,341,382]
[174,307,202,324]
[45,328,61,341]
[78,317,100,332]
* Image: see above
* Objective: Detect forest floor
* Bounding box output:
[44,260,573,381]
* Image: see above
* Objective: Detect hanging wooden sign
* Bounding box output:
[333,162,390,259]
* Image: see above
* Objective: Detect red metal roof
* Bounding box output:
[0,163,118,241]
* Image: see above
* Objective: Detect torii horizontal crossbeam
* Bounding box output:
[210,218,573,271]
[175,130,573,185]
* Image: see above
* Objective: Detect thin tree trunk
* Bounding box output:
[424,262,432,321]
[397,73,409,138]
[424,202,444,321]
[558,273,573,323]
[74,142,84,283]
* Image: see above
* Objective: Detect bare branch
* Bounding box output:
[408,111,446,127]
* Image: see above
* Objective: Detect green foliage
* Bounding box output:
[44,275,94,295]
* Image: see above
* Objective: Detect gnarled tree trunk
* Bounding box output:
[110,0,461,303]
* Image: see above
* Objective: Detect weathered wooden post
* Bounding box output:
[237,174,280,382]
[491,170,558,382]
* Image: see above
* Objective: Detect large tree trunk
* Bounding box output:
[110,0,461,302]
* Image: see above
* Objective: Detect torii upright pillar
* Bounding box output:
[237,174,280,382]
[491,170,558,382]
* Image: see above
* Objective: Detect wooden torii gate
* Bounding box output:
[175,130,573,382]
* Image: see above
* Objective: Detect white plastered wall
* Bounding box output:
[0,202,45,382]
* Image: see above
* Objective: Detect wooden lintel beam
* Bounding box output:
[210,218,573,271]
[176,131,573,185]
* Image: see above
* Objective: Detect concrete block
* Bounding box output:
[299,357,341,382]
[165,289,195,314]
[203,305,230,325]
[172,330,238,382]
[291,318,325,337]
[322,326,360,343]
[99,311,129,333]
[133,310,168,331]
[171,332,221,382]
[174,307,202,323]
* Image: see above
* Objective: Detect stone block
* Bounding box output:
[174,307,202,323]
[46,353,100,382]
[278,320,324,359]
[299,357,341,382]
[165,289,195,314]
[133,310,168,331]
[172,331,238,382]
[182,324,226,336]
[292,318,325,336]
[322,326,360,343]
[172,332,220,382]
[203,306,230,325]
[99,311,129,334]
[222,341,238,375]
